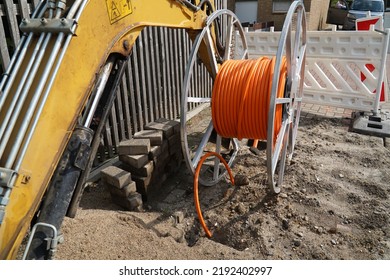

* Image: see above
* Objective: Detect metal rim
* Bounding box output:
[180,9,248,186]
[266,1,307,194]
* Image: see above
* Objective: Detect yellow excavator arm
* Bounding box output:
[0,0,218,260]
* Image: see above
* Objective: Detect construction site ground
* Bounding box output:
[53,60,390,261]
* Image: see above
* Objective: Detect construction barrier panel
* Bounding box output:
[237,27,390,113]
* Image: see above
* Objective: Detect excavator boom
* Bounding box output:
[0,0,217,259]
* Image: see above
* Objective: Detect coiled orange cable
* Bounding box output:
[194,57,287,238]
[211,56,287,143]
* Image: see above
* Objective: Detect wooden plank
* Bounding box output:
[186,32,194,112]
[17,0,30,19]
[157,27,164,120]
[167,28,177,120]
[142,27,154,122]
[136,34,149,126]
[173,29,181,119]
[148,26,159,120]
[104,119,114,158]
[202,64,206,100]
[173,29,181,118]
[119,72,133,139]
[113,84,125,141]
[176,29,184,118]
[163,28,168,119]
[189,33,195,112]
[0,4,11,16]
[97,136,107,164]
[183,31,189,101]
[32,0,40,10]
[0,4,5,16]
[0,16,10,72]
[204,72,207,101]
[153,26,164,119]
[200,61,204,100]
[167,28,176,118]
[159,27,169,119]
[166,28,175,119]
[181,29,188,112]
[126,60,139,133]
[219,0,226,10]
[207,64,211,100]
[3,0,20,47]
[131,44,144,130]
[109,102,120,151]
[196,51,200,103]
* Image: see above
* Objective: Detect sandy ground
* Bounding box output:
[54,108,390,260]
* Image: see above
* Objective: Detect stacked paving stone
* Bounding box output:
[100,165,143,211]
[100,118,182,211]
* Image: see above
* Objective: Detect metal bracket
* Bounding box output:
[0,168,17,224]
[0,168,17,205]
[0,168,16,189]
[22,222,64,260]
[19,18,77,35]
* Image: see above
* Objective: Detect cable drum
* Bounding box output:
[211,56,287,143]
[180,1,306,192]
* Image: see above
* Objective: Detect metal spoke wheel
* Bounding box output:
[180,9,248,186]
[267,1,307,194]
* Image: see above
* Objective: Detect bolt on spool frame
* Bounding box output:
[180,9,248,187]
[267,1,307,194]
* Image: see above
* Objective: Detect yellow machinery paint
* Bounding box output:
[0,0,215,259]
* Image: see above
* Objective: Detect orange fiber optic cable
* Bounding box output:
[193,152,235,238]
[194,57,287,238]
[211,56,287,143]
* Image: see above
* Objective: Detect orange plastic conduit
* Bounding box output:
[194,152,235,238]
[194,57,287,238]
[211,56,287,144]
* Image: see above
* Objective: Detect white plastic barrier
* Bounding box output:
[237,27,390,112]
